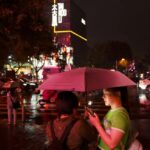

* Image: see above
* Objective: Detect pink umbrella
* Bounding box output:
[38,67,136,92]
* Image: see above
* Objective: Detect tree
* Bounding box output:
[135,51,150,73]
[88,41,133,69]
[0,33,9,70]
[143,51,150,70]
[0,0,53,76]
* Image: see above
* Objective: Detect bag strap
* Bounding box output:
[50,120,57,140]
[10,95,14,103]
[60,119,78,143]
[50,119,78,143]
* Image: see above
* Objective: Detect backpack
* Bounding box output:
[10,96,21,109]
[127,132,143,150]
[128,138,143,150]
[12,100,20,109]
[48,119,78,150]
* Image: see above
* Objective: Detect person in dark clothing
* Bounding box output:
[46,91,98,150]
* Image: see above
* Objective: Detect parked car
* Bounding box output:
[139,78,150,91]
[19,78,38,93]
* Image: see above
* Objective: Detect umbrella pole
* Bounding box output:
[85,92,88,106]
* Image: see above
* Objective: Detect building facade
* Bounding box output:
[51,0,87,67]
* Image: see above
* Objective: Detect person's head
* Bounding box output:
[102,87,127,107]
[56,91,79,116]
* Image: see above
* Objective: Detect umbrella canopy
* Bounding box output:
[38,67,136,92]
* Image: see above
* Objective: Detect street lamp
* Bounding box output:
[115,58,128,71]
[119,58,128,67]
[115,60,118,70]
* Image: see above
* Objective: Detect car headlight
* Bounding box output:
[139,84,147,90]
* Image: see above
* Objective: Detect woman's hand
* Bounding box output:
[88,112,101,129]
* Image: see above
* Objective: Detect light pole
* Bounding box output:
[115,60,118,70]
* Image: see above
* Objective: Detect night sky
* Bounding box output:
[74,0,150,56]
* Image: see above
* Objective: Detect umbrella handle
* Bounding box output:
[85,92,88,106]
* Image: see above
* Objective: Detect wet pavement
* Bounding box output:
[0,89,150,150]
[0,120,47,150]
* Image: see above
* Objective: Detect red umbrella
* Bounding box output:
[2,80,22,89]
[38,67,136,92]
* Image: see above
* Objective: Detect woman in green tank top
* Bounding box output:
[87,87,131,150]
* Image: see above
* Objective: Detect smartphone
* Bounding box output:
[85,106,95,117]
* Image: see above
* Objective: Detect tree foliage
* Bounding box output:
[88,41,133,69]
[136,51,150,72]
[0,0,53,65]
[0,33,9,69]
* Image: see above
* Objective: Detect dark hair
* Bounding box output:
[10,88,16,97]
[104,87,129,112]
[104,87,121,97]
[56,91,79,116]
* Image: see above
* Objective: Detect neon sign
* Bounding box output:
[52,4,58,26]
[52,3,67,26]
[52,0,87,42]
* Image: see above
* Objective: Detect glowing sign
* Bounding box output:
[53,27,87,41]
[52,3,67,26]
[58,3,67,23]
[52,4,58,26]
[52,0,87,41]
[81,18,86,25]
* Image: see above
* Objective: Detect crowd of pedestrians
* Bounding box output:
[5,85,143,150]
[44,88,135,150]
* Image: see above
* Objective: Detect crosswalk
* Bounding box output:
[0,96,32,119]
[0,94,110,121]
[1,93,150,122]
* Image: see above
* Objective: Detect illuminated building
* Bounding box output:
[5,0,87,79]
[51,0,87,67]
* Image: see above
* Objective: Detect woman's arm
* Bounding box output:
[46,122,52,144]
[88,113,124,149]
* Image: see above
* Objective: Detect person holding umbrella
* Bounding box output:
[87,87,131,150]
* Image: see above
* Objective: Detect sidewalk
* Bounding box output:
[0,117,150,150]
[0,91,150,150]
[0,119,47,150]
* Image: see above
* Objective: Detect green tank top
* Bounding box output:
[98,107,130,150]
